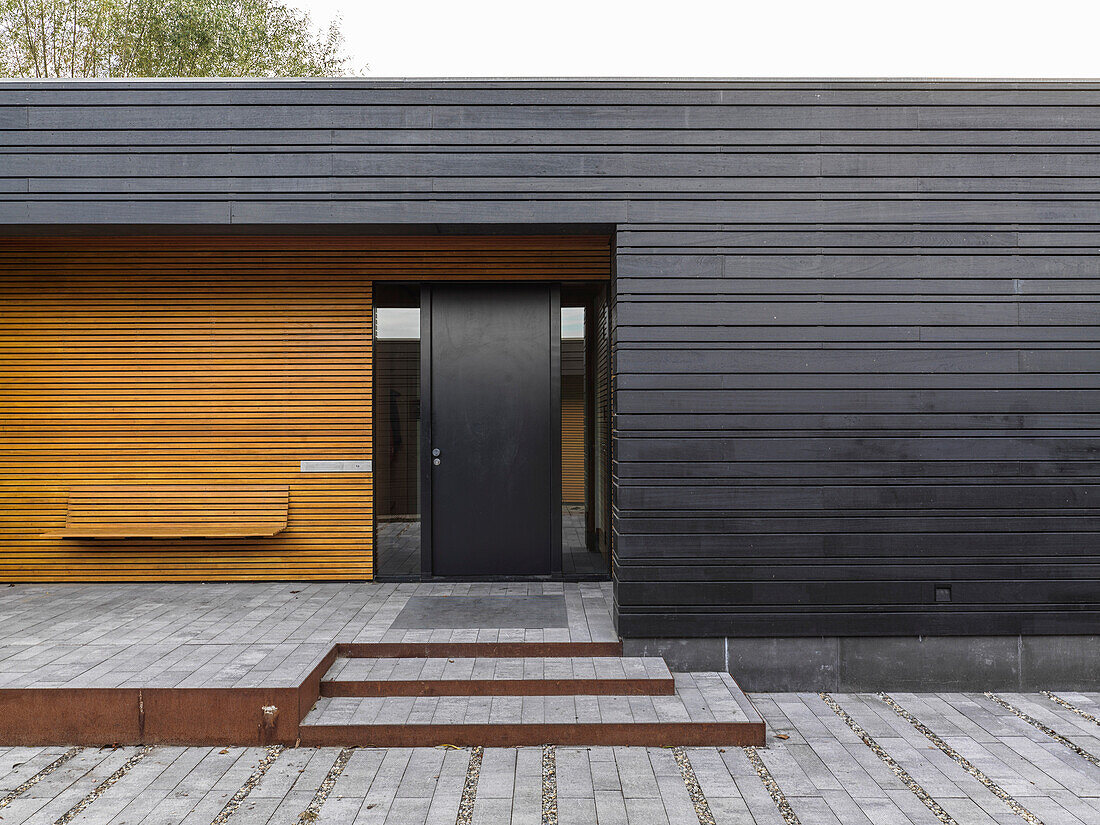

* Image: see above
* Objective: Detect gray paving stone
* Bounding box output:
[559,796,598,825]
[557,746,593,799]
[422,748,467,824]
[648,749,703,825]
[260,790,314,825]
[593,789,630,825]
[476,747,516,799]
[0,583,617,693]
[623,795,671,825]
[509,747,542,825]
[316,794,363,825]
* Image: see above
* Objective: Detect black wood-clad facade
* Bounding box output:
[3,79,1099,638]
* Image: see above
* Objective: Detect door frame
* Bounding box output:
[417,282,562,579]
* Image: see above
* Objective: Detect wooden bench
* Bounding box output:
[43,485,289,539]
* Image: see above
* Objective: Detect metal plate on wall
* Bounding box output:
[300,460,372,473]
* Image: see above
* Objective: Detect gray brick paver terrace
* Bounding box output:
[2,586,1099,823]
[0,582,617,693]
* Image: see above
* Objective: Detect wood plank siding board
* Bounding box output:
[2,79,1098,637]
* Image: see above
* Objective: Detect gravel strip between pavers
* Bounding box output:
[211,746,284,825]
[541,744,557,825]
[671,747,716,825]
[54,746,154,825]
[820,693,958,825]
[455,746,483,825]
[296,747,354,823]
[985,693,1100,769]
[744,745,802,825]
[0,747,82,810]
[879,693,1044,825]
[1042,691,1100,727]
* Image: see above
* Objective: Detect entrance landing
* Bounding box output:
[0,582,615,692]
[0,582,763,747]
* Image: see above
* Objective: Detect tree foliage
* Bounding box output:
[0,0,359,77]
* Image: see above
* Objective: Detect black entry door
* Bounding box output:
[428,284,557,576]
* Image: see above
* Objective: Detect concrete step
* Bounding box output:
[320,656,675,697]
[336,640,623,658]
[300,671,765,746]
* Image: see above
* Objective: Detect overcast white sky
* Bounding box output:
[299,0,1100,78]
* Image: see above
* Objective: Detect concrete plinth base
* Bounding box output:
[623,635,1100,691]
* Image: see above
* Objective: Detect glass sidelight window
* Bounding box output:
[561,304,608,577]
[373,286,421,578]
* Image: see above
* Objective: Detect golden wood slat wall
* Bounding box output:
[0,234,609,582]
[561,377,586,505]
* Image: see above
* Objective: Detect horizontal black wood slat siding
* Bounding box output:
[3,79,1098,636]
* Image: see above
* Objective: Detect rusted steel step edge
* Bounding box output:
[298,721,766,748]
